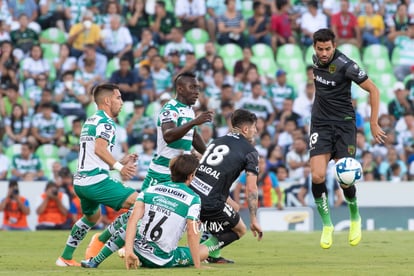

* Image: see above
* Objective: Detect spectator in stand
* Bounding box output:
[65,0,94,27]
[358,2,385,46]
[386,3,412,47]
[233,47,257,82]
[0,145,9,180]
[60,117,81,166]
[109,56,140,102]
[10,142,46,181]
[36,181,70,230]
[21,44,50,89]
[276,98,303,132]
[0,180,30,231]
[0,19,10,42]
[10,14,38,54]
[267,69,296,113]
[133,28,157,64]
[25,73,50,112]
[125,99,156,146]
[236,81,275,124]
[163,27,193,65]
[175,0,206,32]
[37,0,66,31]
[0,84,28,117]
[100,14,133,64]
[0,41,19,94]
[54,70,89,120]
[96,1,123,30]
[277,118,297,154]
[331,0,361,47]
[393,19,414,81]
[378,146,408,181]
[300,0,328,47]
[356,130,372,161]
[217,0,246,47]
[2,103,30,147]
[293,82,315,130]
[255,131,272,157]
[0,0,12,29]
[53,43,77,81]
[202,69,226,111]
[31,102,64,146]
[269,0,295,53]
[388,82,414,121]
[151,54,173,98]
[266,144,285,172]
[76,44,107,92]
[150,0,177,44]
[247,1,271,47]
[57,167,82,227]
[286,137,310,182]
[205,0,241,41]
[137,64,155,105]
[126,0,150,45]
[403,65,414,100]
[67,9,101,58]
[134,134,156,182]
[361,150,378,181]
[9,0,38,22]
[214,99,235,136]
[234,66,262,100]
[34,88,59,114]
[203,55,234,88]
[195,41,216,76]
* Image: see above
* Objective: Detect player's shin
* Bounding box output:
[98,209,132,243]
[343,185,360,221]
[61,217,95,259]
[93,226,126,264]
[312,182,333,227]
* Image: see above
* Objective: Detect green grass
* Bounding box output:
[0,231,413,275]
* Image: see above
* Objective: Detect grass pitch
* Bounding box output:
[0,230,413,276]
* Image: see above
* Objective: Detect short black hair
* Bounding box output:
[313,28,335,45]
[170,154,199,182]
[8,179,18,188]
[92,83,119,103]
[156,1,165,8]
[174,71,196,91]
[7,83,19,92]
[253,1,262,10]
[231,109,257,129]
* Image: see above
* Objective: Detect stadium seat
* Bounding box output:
[193,43,206,59]
[251,43,274,58]
[363,45,391,73]
[242,0,254,19]
[35,144,60,159]
[68,159,78,174]
[40,27,67,44]
[218,43,243,74]
[305,45,314,65]
[40,157,59,180]
[276,44,303,62]
[86,102,97,117]
[251,56,278,77]
[123,101,134,115]
[286,69,307,94]
[5,143,22,159]
[128,144,143,154]
[369,72,397,103]
[337,43,363,65]
[63,115,78,133]
[41,43,60,61]
[184,28,209,45]
[105,57,120,79]
[391,47,402,65]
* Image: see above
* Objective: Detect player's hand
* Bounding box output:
[370,122,386,144]
[125,252,139,270]
[193,111,214,126]
[120,162,137,180]
[250,220,263,241]
[120,153,138,164]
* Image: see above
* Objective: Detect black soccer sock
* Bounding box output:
[342,185,356,199]
[215,231,240,248]
[311,181,327,199]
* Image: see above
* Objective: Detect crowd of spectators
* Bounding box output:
[1,0,414,224]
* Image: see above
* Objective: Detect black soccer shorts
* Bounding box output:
[200,203,240,234]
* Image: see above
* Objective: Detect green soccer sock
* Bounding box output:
[315,196,333,227]
[61,216,95,260]
[346,197,360,221]
[94,226,126,264]
[201,236,221,258]
[99,210,132,243]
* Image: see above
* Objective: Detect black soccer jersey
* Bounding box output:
[312,49,368,122]
[190,133,259,211]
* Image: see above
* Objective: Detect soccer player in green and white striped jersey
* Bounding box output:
[81,154,211,269]
[141,71,214,191]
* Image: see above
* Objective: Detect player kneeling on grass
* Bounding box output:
[81,154,210,269]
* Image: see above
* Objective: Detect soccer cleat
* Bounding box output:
[56,257,81,267]
[349,218,362,246]
[81,258,99,268]
[206,256,235,264]
[320,225,334,249]
[85,233,105,259]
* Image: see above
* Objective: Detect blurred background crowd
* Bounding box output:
[1,0,414,230]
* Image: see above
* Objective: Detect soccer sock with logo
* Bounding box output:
[94,226,126,264]
[312,182,333,227]
[98,209,132,243]
[61,216,95,260]
[201,236,221,258]
[343,185,360,221]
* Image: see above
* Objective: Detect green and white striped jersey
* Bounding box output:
[135,182,201,266]
[75,110,116,185]
[149,99,195,176]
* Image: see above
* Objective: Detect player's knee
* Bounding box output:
[312,173,326,184]
[235,223,247,238]
[124,192,139,209]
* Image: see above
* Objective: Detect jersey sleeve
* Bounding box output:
[245,151,259,175]
[344,62,368,85]
[95,121,115,142]
[137,191,145,202]
[187,196,201,221]
[269,172,279,188]
[159,105,179,125]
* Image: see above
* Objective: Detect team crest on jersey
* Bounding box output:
[347,145,356,155]
[328,64,336,74]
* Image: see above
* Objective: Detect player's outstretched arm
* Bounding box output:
[246,172,263,241]
[187,219,201,269]
[125,201,145,270]
[359,78,387,144]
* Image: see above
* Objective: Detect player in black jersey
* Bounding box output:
[190,109,263,263]
[310,29,386,249]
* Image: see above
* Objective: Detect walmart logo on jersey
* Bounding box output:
[315,75,337,86]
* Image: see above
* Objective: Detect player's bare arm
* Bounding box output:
[95,137,136,179]
[186,218,201,269]
[359,78,387,144]
[125,201,145,270]
[192,131,206,154]
[245,172,263,241]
